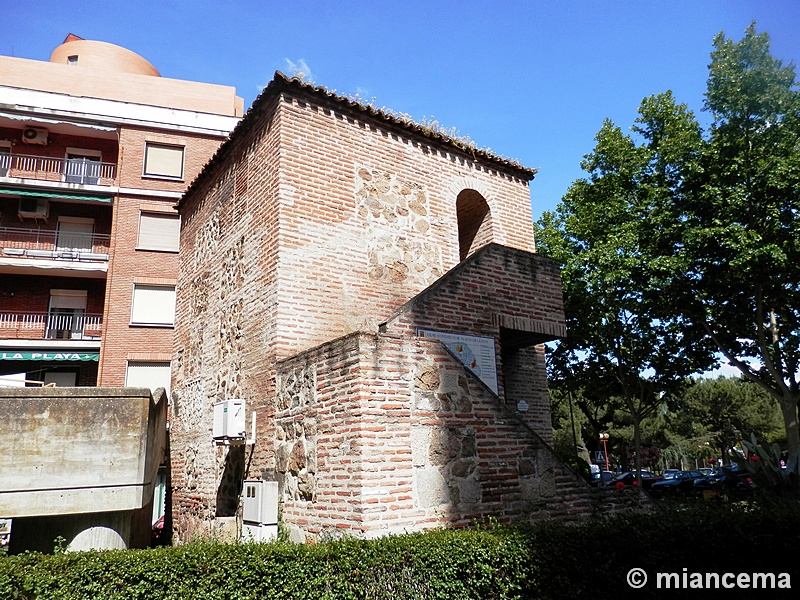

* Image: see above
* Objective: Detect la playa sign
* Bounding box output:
[0,352,99,361]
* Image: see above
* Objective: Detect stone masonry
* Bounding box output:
[170,73,637,543]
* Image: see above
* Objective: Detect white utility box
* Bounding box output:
[241,522,278,543]
[242,480,278,525]
[212,399,246,440]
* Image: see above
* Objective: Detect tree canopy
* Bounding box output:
[538,23,800,463]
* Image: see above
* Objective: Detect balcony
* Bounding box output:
[1,227,110,262]
[0,311,102,341]
[0,153,116,186]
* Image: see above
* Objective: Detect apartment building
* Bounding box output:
[0,34,242,391]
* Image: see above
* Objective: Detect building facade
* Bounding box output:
[171,74,610,543]
[0,34,242,392]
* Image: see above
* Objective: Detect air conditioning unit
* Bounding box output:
[18,197,49,220]
[212,399,246,440]
[21,127,48,145]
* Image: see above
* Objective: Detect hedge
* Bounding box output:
[1,500,798,600]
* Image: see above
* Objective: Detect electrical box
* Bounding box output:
[242,480,278,525]
[241,522,278,543]
[212,399,246,440]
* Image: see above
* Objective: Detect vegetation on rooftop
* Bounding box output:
[285,69,524,168]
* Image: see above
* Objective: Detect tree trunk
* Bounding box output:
[778,393,800,461]
[633,412,643,484]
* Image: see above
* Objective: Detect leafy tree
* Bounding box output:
[549,387,592,476]
[650,24,800,459]
[540,24,800,467]
[536,92,716,482]
[671,376,784,463]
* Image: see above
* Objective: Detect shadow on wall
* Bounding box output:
[215,445,246,517]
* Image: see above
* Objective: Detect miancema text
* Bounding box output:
[658,570,790,589]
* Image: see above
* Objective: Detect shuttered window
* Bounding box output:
[143,143,184,179]
[137,212,180,252]
[130,285,176,326]
[125,361,171,395]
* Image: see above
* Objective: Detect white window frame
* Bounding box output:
[137,211,181,252]
[143,142,185,180]
[125,360,172,395]
[130,284,176,327]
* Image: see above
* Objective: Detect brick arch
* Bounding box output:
[447,176,493,201]
[456,189,494,261]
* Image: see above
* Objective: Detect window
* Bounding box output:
[143,143,184,179]
[57,217,95,253]
[64,148,101,185]
[131,285,176,326]
[125,361,171,395]
[44,371,78,387]
[67,55,78,66]
[137,212,180,252]
[46,289,87,340]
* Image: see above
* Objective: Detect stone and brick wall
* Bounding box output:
[269,331,648,541]
[168,74,630,542]
[382,244,565,443]
[171,95,283,541]
[270,88,537,357]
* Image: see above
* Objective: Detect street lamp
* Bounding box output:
[599,433,610,473]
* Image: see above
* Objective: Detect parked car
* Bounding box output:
[650,470,709,497]
[699,464,757,499]
[590,471,614,486]
[610,470,663,490]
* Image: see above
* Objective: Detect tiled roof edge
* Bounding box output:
[179,71,536,208]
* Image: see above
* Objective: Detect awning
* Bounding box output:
[0,187,112,203]
[0,351,99,362]
[0,111,117,133]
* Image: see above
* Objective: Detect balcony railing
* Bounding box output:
[0,153,116,186]
[1,227,110,262]
[0,311,102,341]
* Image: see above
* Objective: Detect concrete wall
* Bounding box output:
[0,386,166,519]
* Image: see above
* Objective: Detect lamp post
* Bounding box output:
[599,432,610,473]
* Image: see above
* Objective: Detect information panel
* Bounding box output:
[417,328,498,395]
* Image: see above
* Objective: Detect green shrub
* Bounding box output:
[1,501,798,600]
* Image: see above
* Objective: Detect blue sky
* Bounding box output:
[2,1,799,220]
